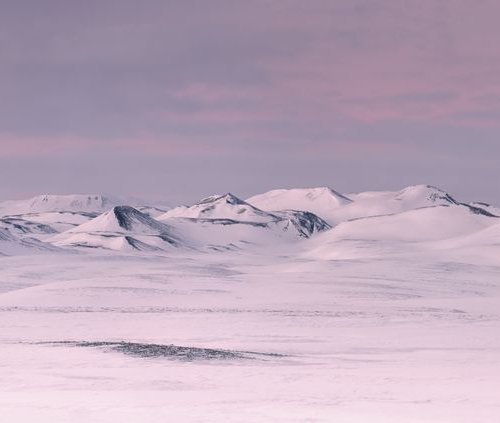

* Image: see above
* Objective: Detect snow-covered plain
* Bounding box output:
[1,186,499,422]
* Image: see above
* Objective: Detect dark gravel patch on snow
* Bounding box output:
[38,340,284,361]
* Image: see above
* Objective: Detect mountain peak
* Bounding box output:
[65,205,171,235]
[246,186,352,224]
[197,193,246,206]
[395,185,458,205]
[51,205,182,251]
[0,194,117,216]
[159,192,273,223]
[111,206,150,231]
[303,187,352,202]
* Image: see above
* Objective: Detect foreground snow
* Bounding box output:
[0,246,499,422]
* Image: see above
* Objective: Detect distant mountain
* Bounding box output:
[330,185,461,222]
[160,193,275,223]
[392,184,457,206]
[248,184,481,225]
[0,217,57,238]
[135,205,169,218]
[0,227,59,256]
[51,206,183,252]
[338,204,491,241]
[7,211,100,234]
[157,193,331,249]
[247,187,352,224]
[161,214,330,252]
[307,203,497,260]
[344,185,497,221]
[0,194,117,216]
[0,185,497,257]
[271,210,331,238]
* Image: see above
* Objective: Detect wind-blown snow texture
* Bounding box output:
[1,185,499,422]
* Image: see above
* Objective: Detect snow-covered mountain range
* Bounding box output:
[0,184,498,256]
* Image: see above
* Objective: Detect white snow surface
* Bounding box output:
[1,184,500,422]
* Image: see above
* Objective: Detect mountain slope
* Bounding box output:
[343,185,458,217]
[247,187,351,223]
[271,210,331,238]
[306,203,498,260]
[468,202,500,217]
[157,193,331,250]
[0,227,59,256]
[8,211,100,234]
[248,185,467,225]
[162,214,329,252]
[0,217,57,238]
[51,206,183,252]
[159,193,276,223]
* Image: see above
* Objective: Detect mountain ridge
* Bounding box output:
[0,184,498,256]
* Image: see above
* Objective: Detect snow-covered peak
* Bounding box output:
[324,185,461,224]
[197,193,246,206]
[159,193,275,223]
[51,206,183,252]
[0,194,117,216]
[66,206,172,235]
[304,187,352,202]
[271,210,331,238]
[248,187,351,206]
[248,184,463,225]
[394,185,457,206]
[246,186,351,223]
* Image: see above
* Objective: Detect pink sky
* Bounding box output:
[1,1,499,203]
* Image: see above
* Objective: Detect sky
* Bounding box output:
[1,0,500,205]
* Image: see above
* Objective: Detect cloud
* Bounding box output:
[1,1,500,203]
[0,134,99,157]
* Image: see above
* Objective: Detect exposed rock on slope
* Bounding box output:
[160,193,275,223]
[52,206,182,252]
